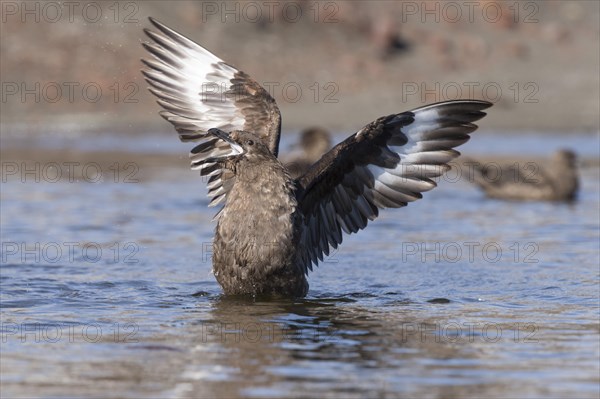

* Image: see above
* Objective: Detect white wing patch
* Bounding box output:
[297,100,491,272]
[142,26,246,140]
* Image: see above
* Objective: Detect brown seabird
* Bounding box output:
[141,17,492,297]
[468,149,578,201]
[283,127,332,179]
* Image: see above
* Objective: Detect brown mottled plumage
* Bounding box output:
[468,150,578,201]
[142,18,492,297]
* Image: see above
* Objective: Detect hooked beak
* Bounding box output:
[208,128,244,155]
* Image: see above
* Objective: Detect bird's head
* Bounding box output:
[298,127,331,160]
[207,128,274,166]
[554,149,577,166]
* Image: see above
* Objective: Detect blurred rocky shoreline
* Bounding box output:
[1,1,598,136]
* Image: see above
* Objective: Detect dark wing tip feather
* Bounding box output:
[147,17,178,39]
[142,27,153,38]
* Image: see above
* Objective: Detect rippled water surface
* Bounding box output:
[1,132,599,398]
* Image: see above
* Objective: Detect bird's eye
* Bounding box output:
[246,139,254,146]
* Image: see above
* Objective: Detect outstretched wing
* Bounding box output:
[295,100,492,271]
[142,17,281,155]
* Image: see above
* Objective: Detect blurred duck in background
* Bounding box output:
[283,127,332,178]
[468,149,579,201]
